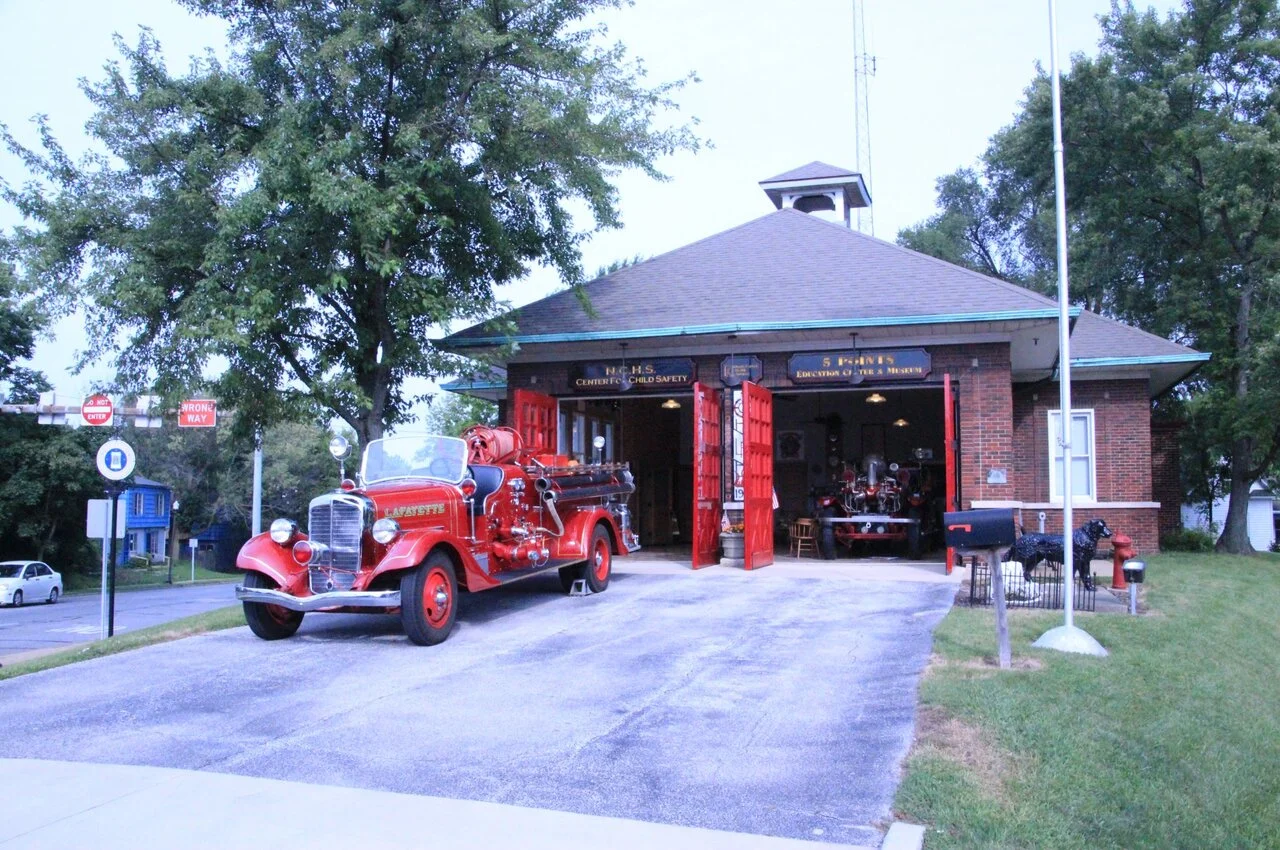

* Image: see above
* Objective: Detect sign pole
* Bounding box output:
[100,501,111,640]
[106,484,122,638]
[96,437,136,640]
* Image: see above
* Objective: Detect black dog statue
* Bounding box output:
[1003,518,1113,591]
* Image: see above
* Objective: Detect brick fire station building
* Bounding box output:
[443,163,1206,568]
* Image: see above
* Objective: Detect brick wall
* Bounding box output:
[1011,379,1152,502]
[933,344,1014,505]
[1018,506,1159,559]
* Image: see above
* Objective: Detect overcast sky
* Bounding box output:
[1,0,1180,407]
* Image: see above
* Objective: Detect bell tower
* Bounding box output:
[758,162,871,230]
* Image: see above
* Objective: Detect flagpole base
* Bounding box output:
[1032,624,1109,657]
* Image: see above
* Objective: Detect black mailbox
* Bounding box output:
[943,508,1017,549]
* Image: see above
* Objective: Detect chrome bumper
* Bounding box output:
[235,585,401,611]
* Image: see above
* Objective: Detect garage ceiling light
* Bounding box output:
[661,398,681,409]
[866,392,886,403]
[893,418,909,427]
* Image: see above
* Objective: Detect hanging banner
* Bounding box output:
[720,355,762,387]
[569,358,695,393]
[787,348,932,384]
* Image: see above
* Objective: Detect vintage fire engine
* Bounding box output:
[816,456,934,559]
[235,424,639,646]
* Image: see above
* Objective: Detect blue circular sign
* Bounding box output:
[96,439,136,481]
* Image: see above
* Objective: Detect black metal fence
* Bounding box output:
[962,556,1096,612]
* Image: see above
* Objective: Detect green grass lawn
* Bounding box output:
[63,563,239,593]
[0,605,246,681]
[895,552,1280,850]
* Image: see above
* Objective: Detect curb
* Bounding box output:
[881,822,926,850]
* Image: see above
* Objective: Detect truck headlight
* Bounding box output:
[371,517,401,545]
[270,518,298,544]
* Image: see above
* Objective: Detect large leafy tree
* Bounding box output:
[3,0,699,444]
[0,244,47,402]
[899,0,1280,554]
[424,391,497,436]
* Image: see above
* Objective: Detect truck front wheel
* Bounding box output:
[242,572,304,640]
[401,552,458,646]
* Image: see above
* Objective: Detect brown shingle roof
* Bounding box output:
[1069,311,1201,362]
[445,209,1062,344]
[759,161,860,183]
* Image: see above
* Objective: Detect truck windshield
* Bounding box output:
[361,435,468,485]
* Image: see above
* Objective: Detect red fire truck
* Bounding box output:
[235,424,639,645]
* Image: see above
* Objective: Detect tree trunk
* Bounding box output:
[1216,271,1256,556]
[1215,438,1256,554]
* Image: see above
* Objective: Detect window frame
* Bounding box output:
[1047,408,1097,502]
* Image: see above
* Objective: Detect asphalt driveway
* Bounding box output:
[0,568,953,847]
[0,583,237,659]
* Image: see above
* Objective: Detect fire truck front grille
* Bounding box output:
[307,495,364,593]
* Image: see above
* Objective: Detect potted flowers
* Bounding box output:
[720,521,745,560]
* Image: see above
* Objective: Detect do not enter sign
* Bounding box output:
[82,393,114,427]
[179,399,217,428]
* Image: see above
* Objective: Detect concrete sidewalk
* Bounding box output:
[0,759,876,850]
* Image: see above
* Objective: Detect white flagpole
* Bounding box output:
[1034,0,1108,656]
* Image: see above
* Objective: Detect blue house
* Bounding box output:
[120,476,174,566]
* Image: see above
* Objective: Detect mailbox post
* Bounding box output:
[944,509,1018,669]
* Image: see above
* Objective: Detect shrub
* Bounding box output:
[127,554,152,569]
[1160,527,1216,552]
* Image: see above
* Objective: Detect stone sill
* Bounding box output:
[970,500,1160,510]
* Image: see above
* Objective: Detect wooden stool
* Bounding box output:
[789,518,817,558]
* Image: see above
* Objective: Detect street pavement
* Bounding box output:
[0,568,954,847]
[0,582,237,660]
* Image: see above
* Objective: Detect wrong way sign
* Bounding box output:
[81,393,114,427]
[179,399,217,428]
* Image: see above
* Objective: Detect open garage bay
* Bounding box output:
[0,569,953,847]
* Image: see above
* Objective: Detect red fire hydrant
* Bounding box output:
[1111,533,1136,590]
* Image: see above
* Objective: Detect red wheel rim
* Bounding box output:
[264,604,294,625]
[593,537,610,582]
[423,566,452,628]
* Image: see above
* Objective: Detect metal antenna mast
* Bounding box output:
[852,0,876,236]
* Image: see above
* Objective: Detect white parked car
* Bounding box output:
[0,561,62,606]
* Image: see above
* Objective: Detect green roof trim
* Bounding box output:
[441,379,507,391]
[1070,353,1211,368]
[445,307,1081,347]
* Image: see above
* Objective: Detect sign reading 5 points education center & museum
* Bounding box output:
[178,399,218,428]
[787,348,932,384]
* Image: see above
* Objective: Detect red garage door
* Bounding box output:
[692,382,723,569]
[742,381,774,570]
[509,388,558,454]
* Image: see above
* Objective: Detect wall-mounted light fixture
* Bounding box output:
[661,398,681,410]
[866,392,886,404]
[893,418,909,427]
